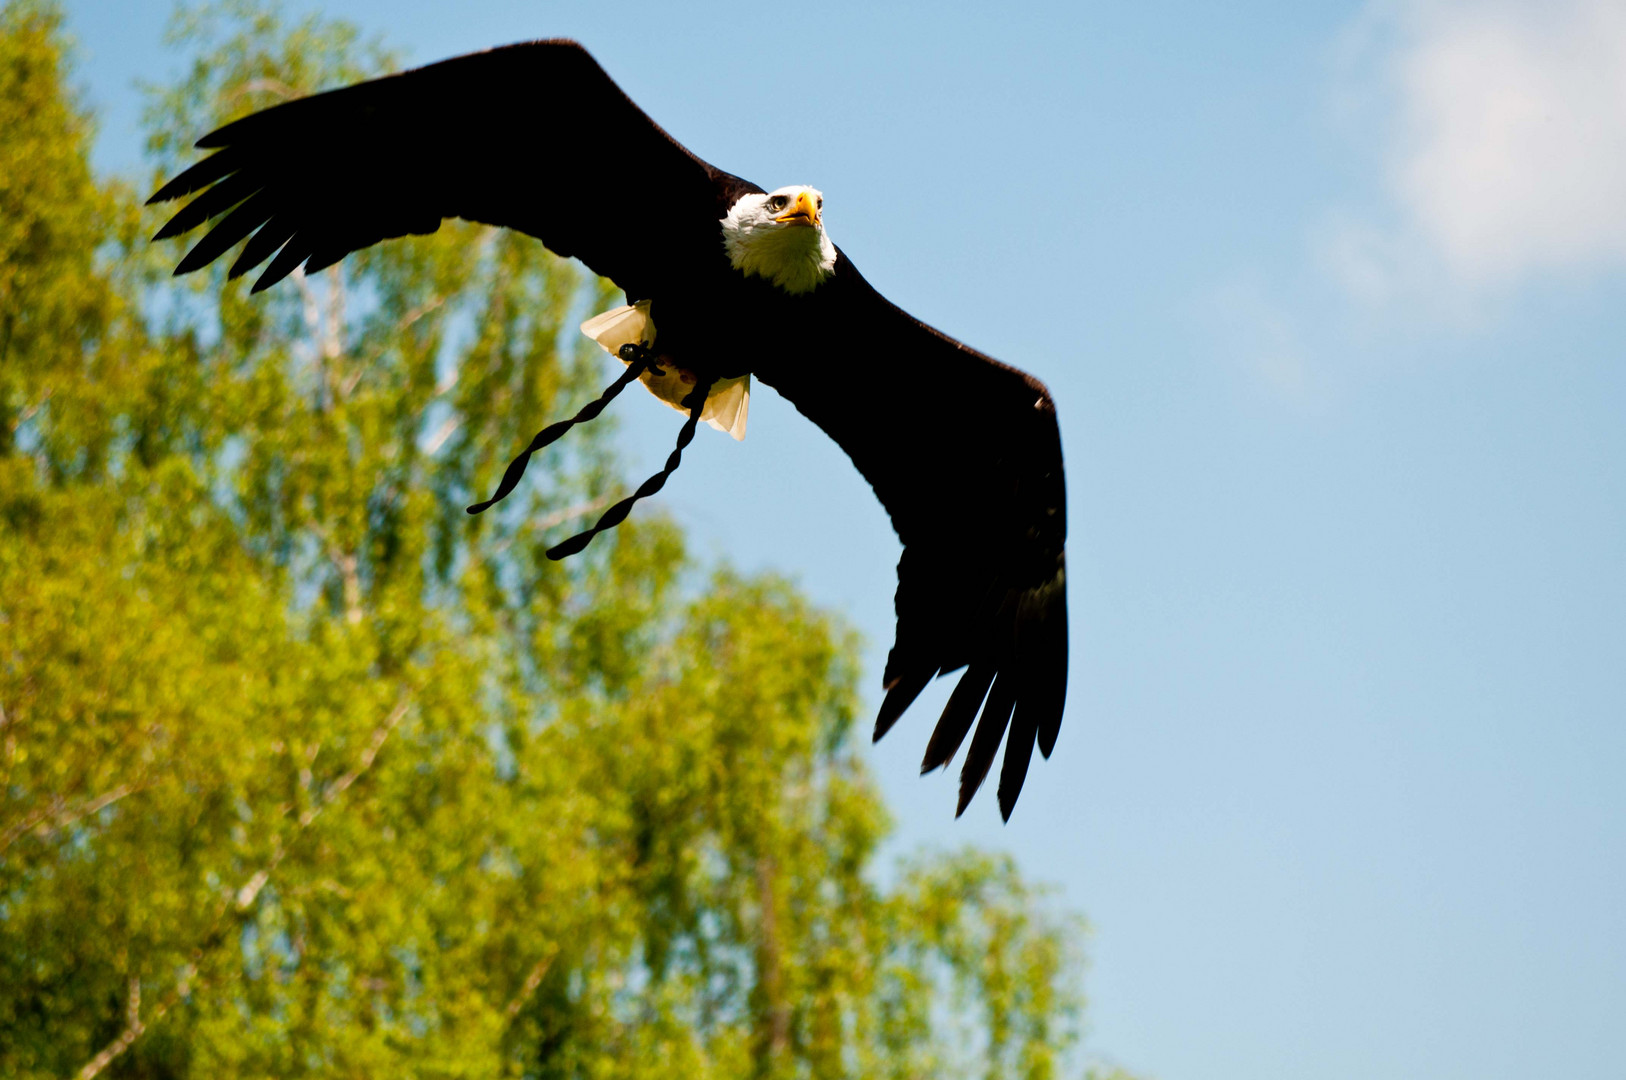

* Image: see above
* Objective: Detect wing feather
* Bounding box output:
[254,236,316,293]
[957,668,1020,816]
[154,169,260,241]
[174,189,276,274]
[920,661,996,774]
[148,145,247,204]
[229,215,298,279]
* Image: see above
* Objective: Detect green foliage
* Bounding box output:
[0,4,1100,1077]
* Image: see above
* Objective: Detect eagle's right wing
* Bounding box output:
[755,256,1069,821]
[148,40,757,297]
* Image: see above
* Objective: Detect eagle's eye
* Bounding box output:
[816,196,824,210]
[767,195,789,213]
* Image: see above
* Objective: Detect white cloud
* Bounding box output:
[1330,0,1626,298]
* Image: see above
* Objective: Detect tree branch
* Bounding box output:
[289,266,340,411]
[423,415,461,456]
[307,520,365,625]
[503,951,557,1021]
[530,495,615,533]
[755,854,791,1062]
[343,293,448,399]
[76,977,147,1080]
[0,782,141,855]
[229,77,297,102]
[480,495,616,560]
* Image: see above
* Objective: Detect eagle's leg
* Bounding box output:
[545,375,717,561]
[466,345,660,515]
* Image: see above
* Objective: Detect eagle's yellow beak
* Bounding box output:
[774,190,820,227]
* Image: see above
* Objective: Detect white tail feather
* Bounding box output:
[579,301,749,441]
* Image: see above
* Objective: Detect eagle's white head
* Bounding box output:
[720,185,837,295]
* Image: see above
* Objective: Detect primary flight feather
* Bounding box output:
[149,40,1069,821]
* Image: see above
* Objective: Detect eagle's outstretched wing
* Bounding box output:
[147,39,756,296]
[754,258,1068,820]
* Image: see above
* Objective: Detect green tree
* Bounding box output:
[0,4,1105,1078]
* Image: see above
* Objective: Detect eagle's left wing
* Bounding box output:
[147,39,755,298]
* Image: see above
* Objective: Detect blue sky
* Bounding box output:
[61,1,1626,1077]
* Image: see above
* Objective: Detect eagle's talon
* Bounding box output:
[617,341,665,377]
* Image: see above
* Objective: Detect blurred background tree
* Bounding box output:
[0,2,1107,1076]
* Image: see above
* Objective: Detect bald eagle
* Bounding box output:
[148,40,1068,821]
